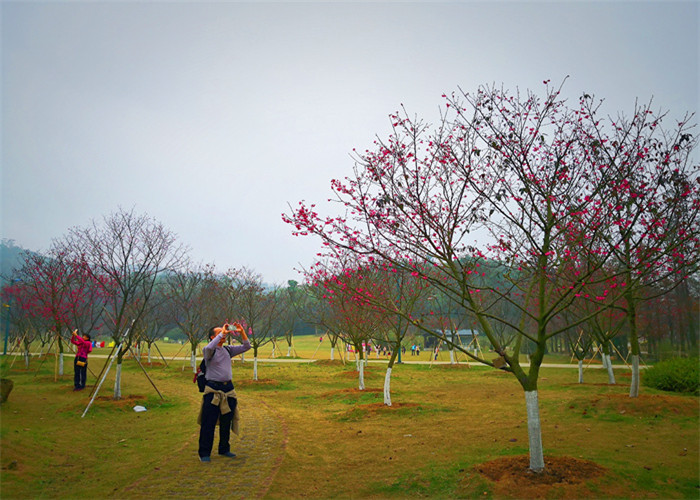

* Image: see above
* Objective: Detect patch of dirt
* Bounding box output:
[586,393,697,417]
[322,388,382,398]
[314,359,346,366]
[473,455,606,497]
[338,369,377,379]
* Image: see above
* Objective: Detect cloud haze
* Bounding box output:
[2,1,697,284]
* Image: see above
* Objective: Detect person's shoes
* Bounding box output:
[199,456,211,463]
[219,452,236,458]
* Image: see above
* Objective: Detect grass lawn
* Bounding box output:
[1,338,697,499]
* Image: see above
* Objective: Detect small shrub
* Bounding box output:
[642,357,699,395]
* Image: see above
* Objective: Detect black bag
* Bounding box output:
[194,358,207,392]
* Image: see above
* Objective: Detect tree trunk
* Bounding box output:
[190,350,196,373]
[449,348,455,365]
[383,367,392,406]
[253,357,258,381]
[629,354,640,398]
[58,338,65,375]
[330,347,335,361]
[578,360,583,384]
[148,346,152,364]
[358,361,365,390]
[356,350,366,390]
[114,362,122,399]
[605,354,616,385]
[628,296,640,398]
[383,348,400,406]
[525,390,545,472]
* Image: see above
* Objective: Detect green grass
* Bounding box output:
[1,350,698,499]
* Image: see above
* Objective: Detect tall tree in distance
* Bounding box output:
[164,262,219,372]
[64,208,188,399]
[230,267,281,381]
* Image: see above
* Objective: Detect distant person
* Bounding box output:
[411,344,416,356]
[70,329,92,391]
[198,322,251,463]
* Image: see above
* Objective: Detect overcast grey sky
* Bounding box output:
[2,1,698,284]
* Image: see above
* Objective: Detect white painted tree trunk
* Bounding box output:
[191,351,197,373]
[287,346,291,357]
[525,390,545,472]
[241,353,245,363]
[114,362,122,399]
[330,347,335,361]
[449,349,455,365]
[629,354,640,397]
[59,353,64,376]
[24,351,30,369]
[605,354,616,384]
[383,367,392,406]
[358,361,365,390]
[148,346,152,364]
[578,360,584,384]
[253,357,259,381]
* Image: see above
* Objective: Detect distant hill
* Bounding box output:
[0,239,33,284]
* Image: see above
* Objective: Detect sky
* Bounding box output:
[2,0,698,285]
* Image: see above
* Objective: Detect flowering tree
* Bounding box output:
[579,97,700,396]
[14,247,106,375]
[63,208,188,399]
[1,280,49,368]
[309,259,388,391]
[284,81,697,471]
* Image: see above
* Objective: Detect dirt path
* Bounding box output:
[120,394,288,499]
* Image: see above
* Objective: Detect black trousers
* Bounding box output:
[198,380,237,458]
[74,356,87,389]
